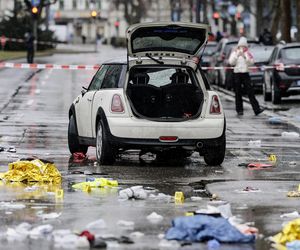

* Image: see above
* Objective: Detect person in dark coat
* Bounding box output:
[25,32,35,63]
[259,28,273,45]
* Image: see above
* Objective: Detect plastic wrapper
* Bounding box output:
[0,159,61,184]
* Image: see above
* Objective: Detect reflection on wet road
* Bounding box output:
[0,49,299,249]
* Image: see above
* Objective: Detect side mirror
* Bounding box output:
[81,86,88,96]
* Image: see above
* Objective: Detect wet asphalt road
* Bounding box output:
[0,46,299,249]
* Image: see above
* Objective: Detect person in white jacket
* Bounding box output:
[228,37,264,116]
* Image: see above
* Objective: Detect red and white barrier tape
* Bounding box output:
[1,62,300,71]
[0,62,100,70]
[202,65,300,71]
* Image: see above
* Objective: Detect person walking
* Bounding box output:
[228,37,264,116]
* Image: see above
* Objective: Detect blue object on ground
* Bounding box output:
[287,240,300,250]
[165,215,255,243]
[207,239,221,249]
[268,117,283,124]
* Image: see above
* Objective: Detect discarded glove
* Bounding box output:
[0,159,61,184]
[119,186,148,200]
[165,215,255,243]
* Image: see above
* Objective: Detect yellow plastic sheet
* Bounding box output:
[0,159,61,184]
[272,218,300,249]
[72,178,118,191]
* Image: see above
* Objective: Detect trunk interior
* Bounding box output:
[126,66,204,121]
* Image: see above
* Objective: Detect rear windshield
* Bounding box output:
[280,47,300,62]
[131,26,206,55]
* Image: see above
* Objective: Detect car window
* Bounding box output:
[269,48,278,63]
[281,47,300,61]
[101,65,123,89]
[88,65,109,91]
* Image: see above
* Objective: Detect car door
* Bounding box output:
[91,64,124,137]
[76,65,109,138]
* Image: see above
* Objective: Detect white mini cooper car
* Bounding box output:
[68,22,226,165]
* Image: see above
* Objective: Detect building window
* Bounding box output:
[73,0,77,9]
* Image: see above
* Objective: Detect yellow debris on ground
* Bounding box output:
[72,178,118,191]
[287,191,300,197]
[272,218,300,249]
[0,159,61,184]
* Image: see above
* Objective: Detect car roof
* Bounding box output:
[102,57,127,65]
[277,42,300,49]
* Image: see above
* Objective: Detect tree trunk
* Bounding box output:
[297,0,300,41]
[189,0,193,22]
[270,0,281,42]
[256,0,263,37]
[203,0,208,24]
[281,0,292,42]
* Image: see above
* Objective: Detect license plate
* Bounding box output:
[297,80,300,86]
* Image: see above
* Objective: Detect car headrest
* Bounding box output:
[131,73,150,85]
[170,72,189,84]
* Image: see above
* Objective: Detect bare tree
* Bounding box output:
[270,0,281,42]
[297,0,300,41]
[281,0,291,42]
[114,0,148,25]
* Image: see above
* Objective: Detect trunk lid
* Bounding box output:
[126,22,208,60]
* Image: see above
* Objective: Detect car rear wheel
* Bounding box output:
[263,82,271,101]
[96,120,115,165]
[68,115,88,154]
[203,134,226,166]
[272,83,281,104]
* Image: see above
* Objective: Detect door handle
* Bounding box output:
[87,98,92,102]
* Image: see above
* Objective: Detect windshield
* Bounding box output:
[131,26,206,55]
[251,47,274,62]
[280,47,300,62]
[201,44,217,56]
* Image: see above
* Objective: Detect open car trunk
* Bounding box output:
[126,66,204,121]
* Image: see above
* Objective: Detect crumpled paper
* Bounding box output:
[272,218,300,247]
[0,159,61,184]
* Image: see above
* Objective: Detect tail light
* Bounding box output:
[275,62,285,71]
[210,95,221,114]
[111,94,124,113]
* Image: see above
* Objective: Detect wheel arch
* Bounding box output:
[68,104,79,135]
[95,107,110,135]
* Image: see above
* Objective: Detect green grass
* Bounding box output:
[0,50,56,61]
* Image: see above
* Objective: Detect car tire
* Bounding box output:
[263,82,271,101]
[68,115,88,154]
[96,120,115,165]
[203,134,226,166]
[271,82,281,104]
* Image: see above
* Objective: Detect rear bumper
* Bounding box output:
[107,116,225,139]
[106,116,225,150]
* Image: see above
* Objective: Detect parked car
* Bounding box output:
[68,22,226,166]
[249,45,274,91]
[200,41,217,82]
[263,43,300,104]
